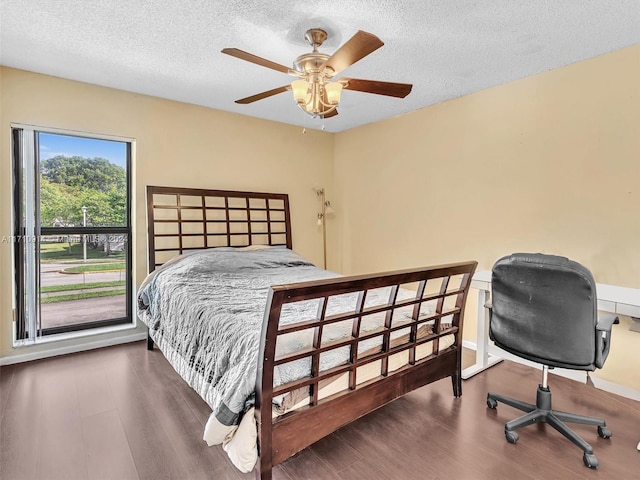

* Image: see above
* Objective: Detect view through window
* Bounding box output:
[12,128,132,339]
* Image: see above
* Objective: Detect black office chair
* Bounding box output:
[486,253,618,469]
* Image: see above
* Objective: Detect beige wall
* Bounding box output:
[0,67,334,360]
[1,45,638,391]
[333,45,640,389]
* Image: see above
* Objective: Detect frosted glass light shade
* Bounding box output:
[325,82,343,105]
[291,80,309,103]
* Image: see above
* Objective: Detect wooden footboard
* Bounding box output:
[254,261,477,479]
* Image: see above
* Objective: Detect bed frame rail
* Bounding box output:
[255,260,477,479]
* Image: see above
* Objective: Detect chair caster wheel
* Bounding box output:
[505,430,519,444]
[487,397,498,409]
[597,426,611,439]
[583,453,599,469]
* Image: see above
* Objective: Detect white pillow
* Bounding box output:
[203,416,237,446]
[234,245,272,251]
[222,407,258,473]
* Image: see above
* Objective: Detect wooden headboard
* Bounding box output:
[146,186,292,271]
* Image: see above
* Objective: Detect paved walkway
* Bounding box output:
[40,295,128,329]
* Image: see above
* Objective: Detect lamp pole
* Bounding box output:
[81,206,87,262]
[316,189,327,269]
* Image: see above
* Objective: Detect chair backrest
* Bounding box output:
[490,253,598,370]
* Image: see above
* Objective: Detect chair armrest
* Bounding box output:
[595,313,619,368]
[596,313,619,332]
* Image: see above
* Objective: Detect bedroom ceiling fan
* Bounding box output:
[222,28,413,119]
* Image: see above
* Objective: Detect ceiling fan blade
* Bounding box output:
[341,78,413,98]
[321,30,384,75]
[235,85,290,104]
[221,48,291,74]
[323,109,339,118]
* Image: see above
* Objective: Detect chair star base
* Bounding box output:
[487,374,611,469]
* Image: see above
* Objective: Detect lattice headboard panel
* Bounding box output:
[146,186,292,271]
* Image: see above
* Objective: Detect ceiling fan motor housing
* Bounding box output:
[294,29,335,78]
[304,28,328,49]
[293,53,332,77]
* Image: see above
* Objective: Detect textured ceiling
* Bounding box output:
[1,1,639,133]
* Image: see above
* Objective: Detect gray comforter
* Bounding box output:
[137,247,336,425]
[137,247,419,428]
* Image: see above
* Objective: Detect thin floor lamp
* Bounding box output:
[315,188,332,269]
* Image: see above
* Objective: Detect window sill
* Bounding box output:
[12,320,138,348]
[4,322,145,365]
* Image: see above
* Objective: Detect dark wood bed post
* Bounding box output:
[451,269,473,398]
[254,288,282,480]
[146,186,157,351]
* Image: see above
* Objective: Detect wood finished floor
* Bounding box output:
[1,343,639,480]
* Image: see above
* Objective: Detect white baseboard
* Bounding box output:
[590,376,640,402]
[462,340,640,402]
[0,332,147,366]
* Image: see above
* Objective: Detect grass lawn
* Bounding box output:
[41,280,125,293]
[63,263,126,273]
[41,289,126,304]
[40,241,125,263]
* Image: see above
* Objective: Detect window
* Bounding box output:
[12,126,132,341]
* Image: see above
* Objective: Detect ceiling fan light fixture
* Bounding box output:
[223,28,412,120]
[291,79,338,117]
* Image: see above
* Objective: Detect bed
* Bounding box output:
[139,185,477,480]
